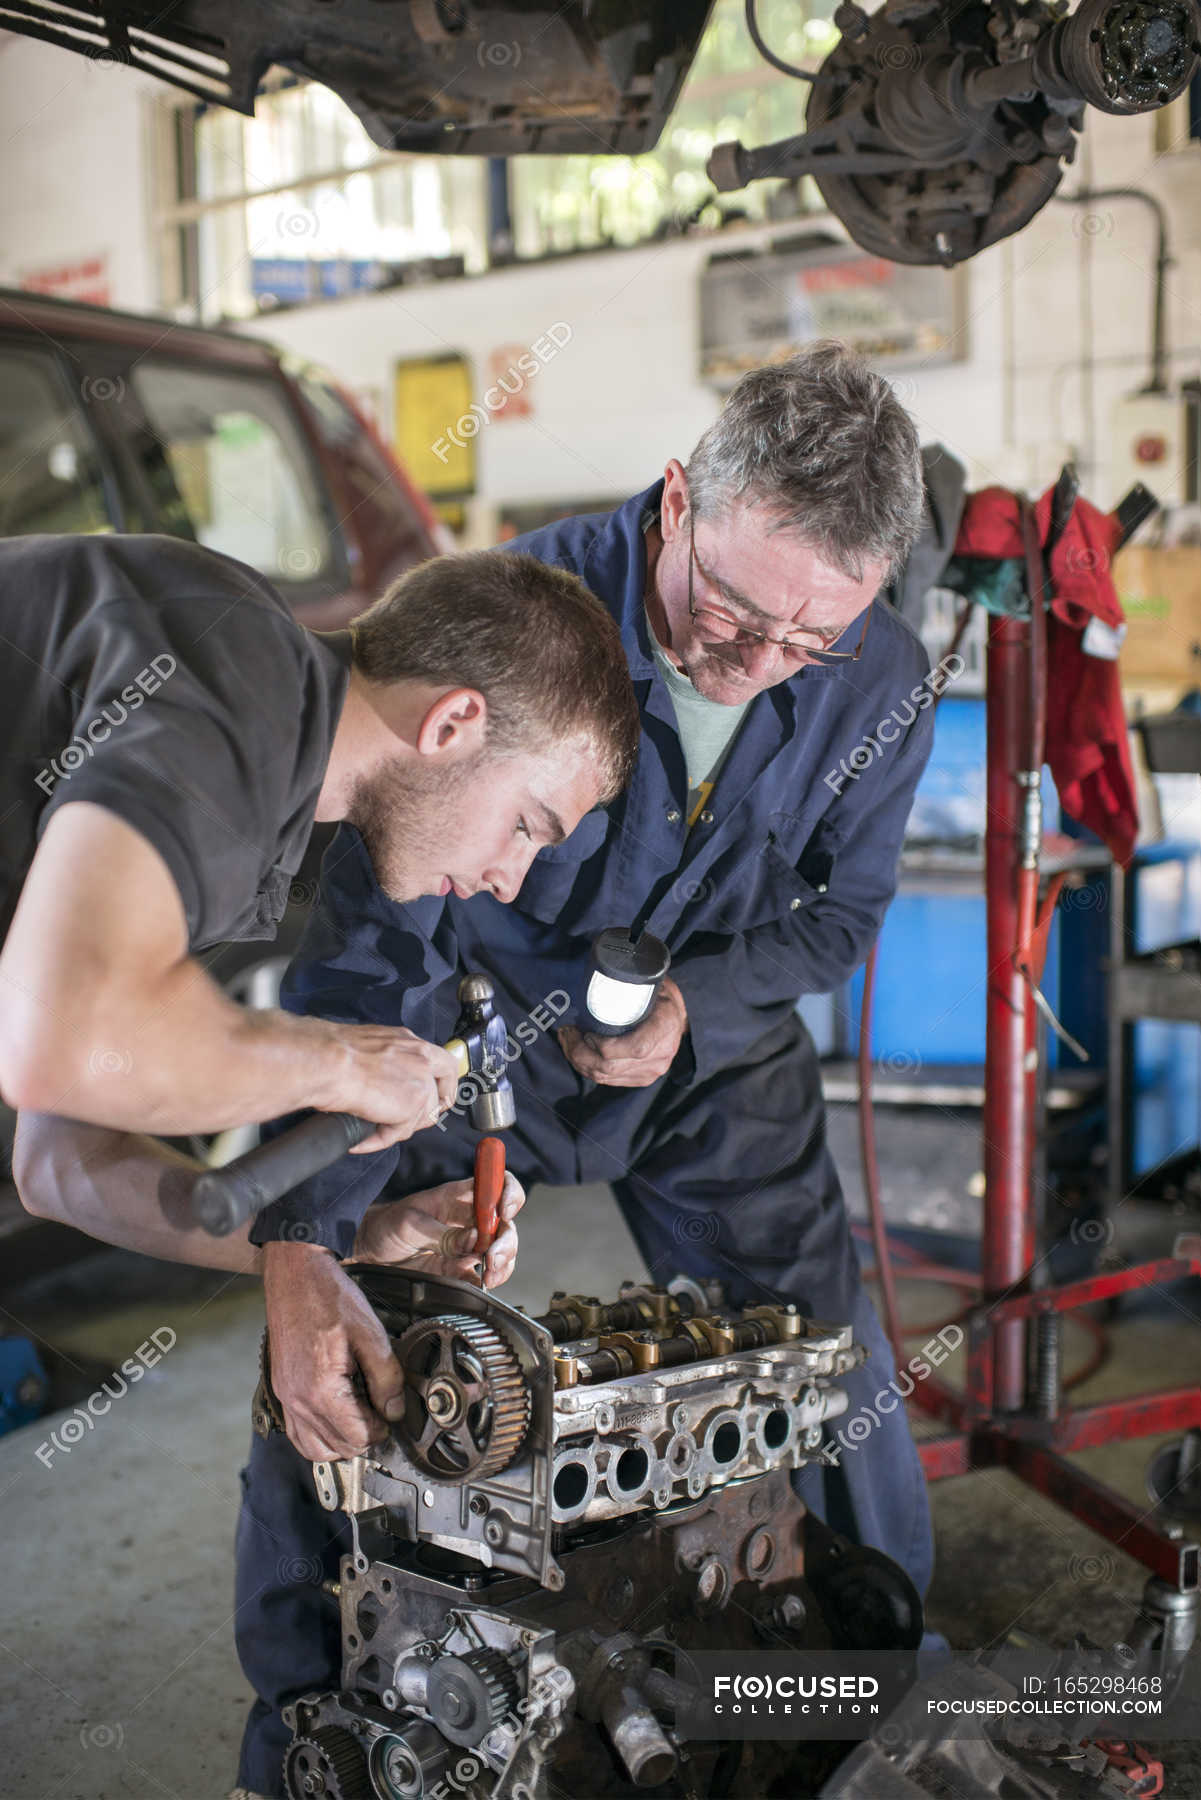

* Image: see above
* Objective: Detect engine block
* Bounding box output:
[282,1271,918,1800]
[312,1271,861,1587]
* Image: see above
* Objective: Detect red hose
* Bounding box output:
[858,939,906,1368]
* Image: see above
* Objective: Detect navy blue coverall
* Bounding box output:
[235,483,939,1795]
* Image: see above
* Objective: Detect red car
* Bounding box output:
[0,285,444,627]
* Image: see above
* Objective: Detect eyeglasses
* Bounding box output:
[687,513,872,664]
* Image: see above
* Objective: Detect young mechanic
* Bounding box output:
[1,535,635,1155]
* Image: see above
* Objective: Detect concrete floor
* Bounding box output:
[1,1126,1199,1800]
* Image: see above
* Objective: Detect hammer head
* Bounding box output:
[450,974,516,1131]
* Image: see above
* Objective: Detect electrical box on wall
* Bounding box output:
[1110,390,1200,508]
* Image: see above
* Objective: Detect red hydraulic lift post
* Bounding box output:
[905,483,1201,1603]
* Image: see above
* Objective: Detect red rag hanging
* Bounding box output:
[953,486,1139,868]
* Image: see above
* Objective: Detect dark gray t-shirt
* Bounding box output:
[0,533,350,951]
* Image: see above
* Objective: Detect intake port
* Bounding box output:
[614,1446,649,1491]
[758,1406,793,1457]
[708,1418,745,1466]
[551,1452,595,1520]
[604,1435,656,1503]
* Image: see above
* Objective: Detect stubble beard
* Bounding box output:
[347,752,482,902]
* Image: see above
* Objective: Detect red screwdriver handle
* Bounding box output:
[472,1136,506,1272]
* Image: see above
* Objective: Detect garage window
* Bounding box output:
[0,347,112,537]
[132,360,334,581]
[153,0,830,319]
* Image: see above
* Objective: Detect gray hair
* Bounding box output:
[684,342,924,581]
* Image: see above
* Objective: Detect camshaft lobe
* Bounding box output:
[538,1282,806,1387]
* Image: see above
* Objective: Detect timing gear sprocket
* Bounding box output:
[283,1725,370,1800]
[427,1646,522,1746]
[396,1312,529,1484]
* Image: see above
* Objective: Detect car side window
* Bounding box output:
[295,369,431,559]
[131,359,334,582]
[0,346,113,536]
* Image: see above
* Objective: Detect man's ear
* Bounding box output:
[660,459,689,542]
[415,687,487,757]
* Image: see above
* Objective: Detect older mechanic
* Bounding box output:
[0,536,635,1153]
[230,342,939,1800]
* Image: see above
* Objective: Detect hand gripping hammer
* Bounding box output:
[191,973,515,1236]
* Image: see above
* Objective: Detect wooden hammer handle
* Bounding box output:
[472,1136,507,1273]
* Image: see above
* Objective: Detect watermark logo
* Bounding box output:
[824,653,964,797]
[432,324,572,462]
[673,1211,721,1246]
[1069,1550,1116,1584]
[677,1650,915,1740]
[80,1722,124,1750]
[437,989,570,1129]
[81,373,125,404]
[1070,1216,1115,1249]
[478,40,521,69]
[36,654,177,796]
[277,1552,323,1586]
[34,1328,176,1468]
[673,874,716,905]
[1073,210,1114,240]
[278,1219,318,1244]
[1061,877,1107,911]
[874,41,922,71]
[827,1325,964,1462]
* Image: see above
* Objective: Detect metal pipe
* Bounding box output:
[858,941,906,1369]
[642,1668,701,1713]
[1053,187,1171,393]
[983,613,1038,1409]
[1033,1312,1062,1418]
[1020,497,1050,1272]
[601,1685,677,1788]
[963,55,1041,106]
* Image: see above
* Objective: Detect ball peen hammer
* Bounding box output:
[191,973,515,1236]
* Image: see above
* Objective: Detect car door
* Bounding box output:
[0,336,123,537]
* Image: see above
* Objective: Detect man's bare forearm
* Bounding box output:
[2,955,367,1136]
[0,805,457,1137]
[13,1112,263,1274]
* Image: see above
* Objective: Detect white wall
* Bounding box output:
[241,222,1015,539]
[1,30,1200,521]
[238,110,1201,523]
[244,229,784,522]
[0,34,167,312]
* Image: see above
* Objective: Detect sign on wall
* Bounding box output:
[252,259,386,305]
[483,345,535,420]
[699,238,962,386]
[20,253,110,307]
[394,353,476,501]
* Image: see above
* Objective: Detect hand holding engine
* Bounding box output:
[264,1167,525,1462]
